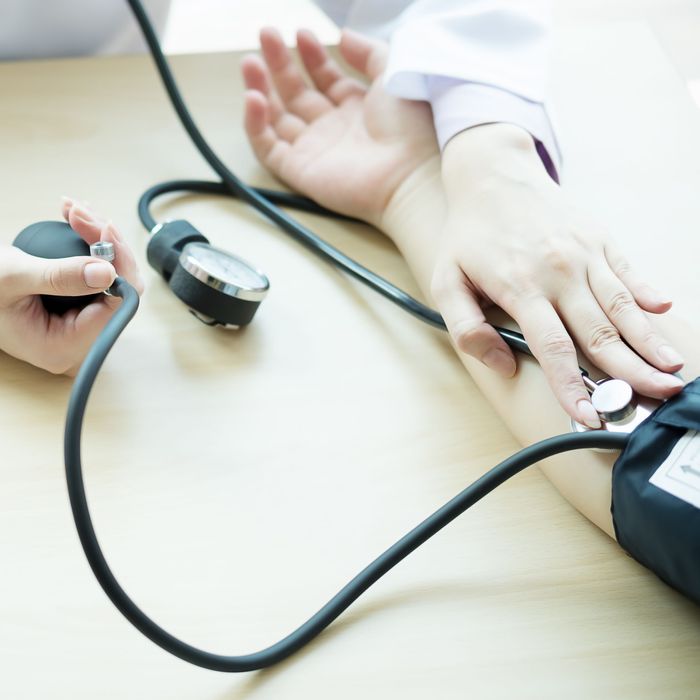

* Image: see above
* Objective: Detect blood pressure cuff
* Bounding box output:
[612,377,700,604]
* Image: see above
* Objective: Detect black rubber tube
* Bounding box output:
[137,178,544,358]
[65,276,629,671]
[126,0,559,358]
[126,0,451,331]
[137,179,359,231]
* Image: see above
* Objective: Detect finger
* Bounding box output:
[20,297,113,376]
[588,259,684,372]
[512,295,601,428]
[69,299,124,373]
[296,28,366,104]
[37,296,119,376]
[259,26,331,121]
[558,288,684,400]
[61,195,75,220]
[244,89,277,154]
[431,264,516,377]
[241,55,307,142]
[101,221,144,299]
[66,202,106,244]
[42,221,144,374]
[61,201,143,296]
[243,90,292,173]
[259,27,307,103]
[8,247,115,300]
[338,29,388,81]
[604,242,672,314]
[241,53,286,122]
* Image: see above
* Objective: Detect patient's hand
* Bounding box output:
[241,28,439,227]
[241,28,685,430]
[0,199,143,375]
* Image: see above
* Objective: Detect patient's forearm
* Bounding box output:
[379,162,700,537]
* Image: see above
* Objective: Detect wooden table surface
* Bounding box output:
[0,20,699,700]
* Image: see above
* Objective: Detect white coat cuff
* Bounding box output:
[426,76,561,181]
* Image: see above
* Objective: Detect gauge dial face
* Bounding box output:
[179,242,269,300]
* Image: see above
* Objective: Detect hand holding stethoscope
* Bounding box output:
[239,26,685,429]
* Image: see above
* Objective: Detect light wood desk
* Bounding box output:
[1,21,699,700]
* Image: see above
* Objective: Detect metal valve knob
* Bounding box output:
[90,241,116,263]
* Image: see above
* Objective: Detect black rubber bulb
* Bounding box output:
[13,221,99,315]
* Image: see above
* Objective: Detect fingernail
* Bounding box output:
[653,371,684,390]
[84,261,115,289]
[658,344,684,367]
[482,348,517,377]
[577,399,602,430]
[644,284,672,306]
[71,204,93,221]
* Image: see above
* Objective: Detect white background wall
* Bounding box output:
[162,0,700,111]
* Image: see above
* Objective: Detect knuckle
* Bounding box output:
[580,223,609,247]
[502,286,535,312]
[501,267,529,294]
[43,264,71,294]
[498,275,538,311]
[430,269,453,302]
[645,327,661,344]
[540,331,577,361]
[588,322,621,353]
[558,371,587,398]
[541,240,577,276]
[612,256,632,278]
[640,327,661,348]
[606,290,636,319]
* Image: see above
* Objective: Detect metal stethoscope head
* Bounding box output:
[572,374,661,435]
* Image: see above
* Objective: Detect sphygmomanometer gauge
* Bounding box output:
[147,219,269,328]
[172,242,269,327]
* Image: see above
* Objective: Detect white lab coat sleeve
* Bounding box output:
[382,0,561,175]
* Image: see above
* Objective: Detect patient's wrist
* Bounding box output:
[442,123,553,200]
[379,155,444,247]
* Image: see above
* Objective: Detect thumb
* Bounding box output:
[12,248,116,299]
[431,264,517,377]
[339,29,388,80]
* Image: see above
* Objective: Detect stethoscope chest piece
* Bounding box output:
[147,220,269,327]
[571,377,660,437]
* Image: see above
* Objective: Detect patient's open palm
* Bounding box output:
[241,28,439,226]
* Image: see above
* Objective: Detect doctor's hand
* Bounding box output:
[431,124,684,428]
[241,27,439,227]
[0,199,143,375]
